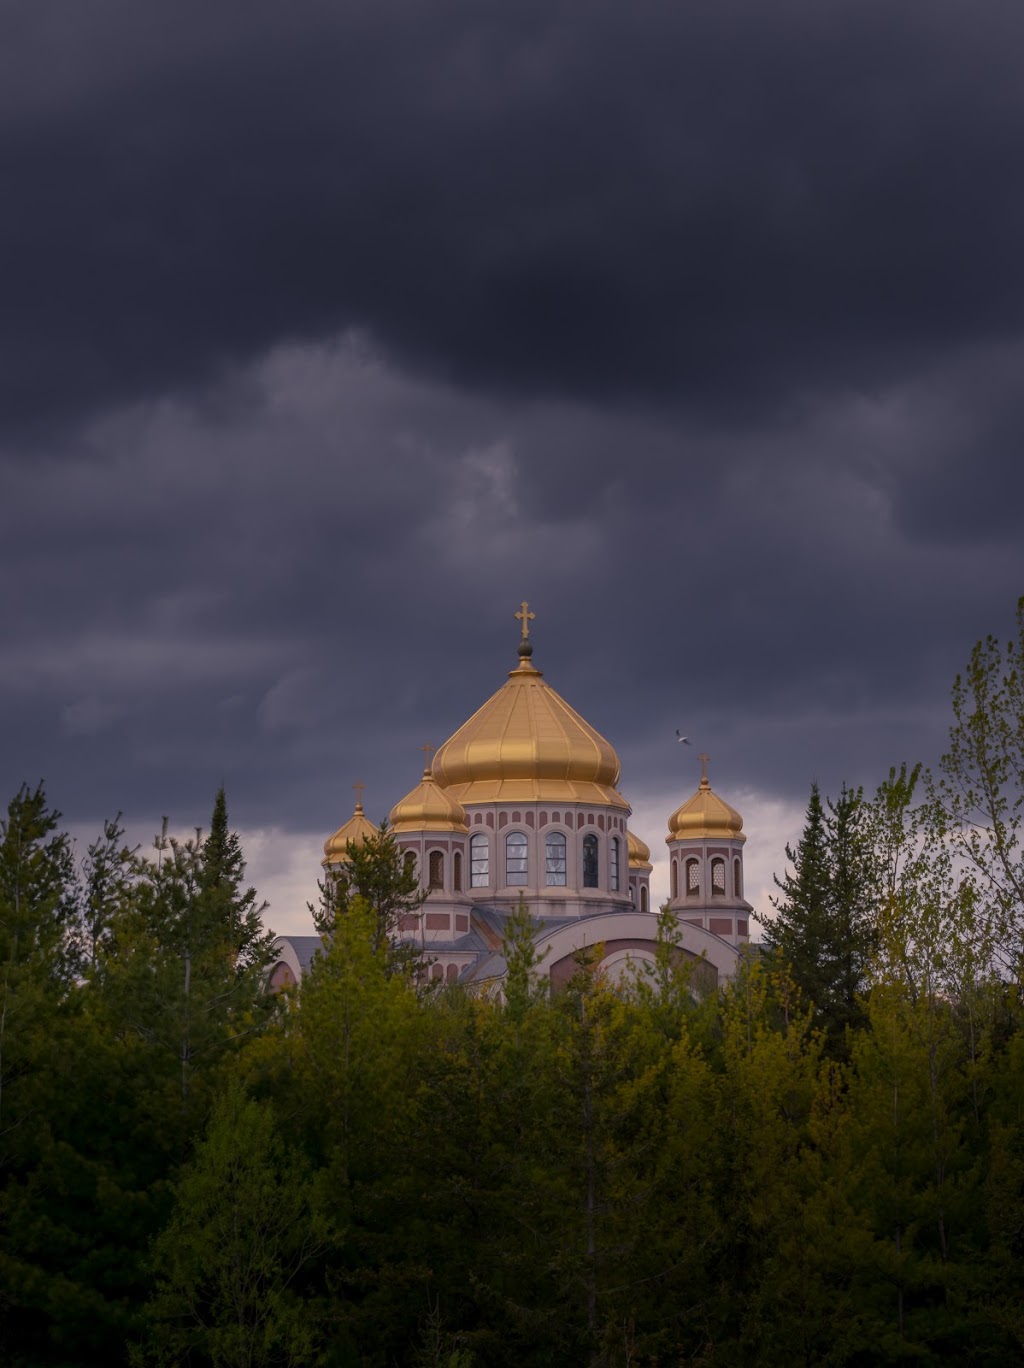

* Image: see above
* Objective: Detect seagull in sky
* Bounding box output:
[676,730,692,744]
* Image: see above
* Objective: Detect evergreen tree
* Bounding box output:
[310,819,425,978]
[139,1083,329,1368]
[103,793,275,1119]
[762,781,876,1053]
[77,812,135,974]
[0,783,76,1144]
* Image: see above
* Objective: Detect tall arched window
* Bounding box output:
[711,857,725,896]
[671,860,678,899]
[429,850,444,889]
[686,857,700,896]
[404,850,417,881]
[610,836,621,891]
[453,851,463,892]
[582,833,599,888]
[470,833,489,888]
[545,831,567,886]
[640,885,649,913]
[734,858,742,897]
[506,832,528,886]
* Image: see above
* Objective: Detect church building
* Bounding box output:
[271,606,753,993]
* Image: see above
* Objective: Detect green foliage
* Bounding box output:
[929,595,1024,975]
[139,1082,329,1368]
[761,782,876,1055]
[310,819,425,978]
[102,794,277,1119]
[501,893,549,1018]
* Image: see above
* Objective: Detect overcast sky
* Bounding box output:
[4,0,1024,931]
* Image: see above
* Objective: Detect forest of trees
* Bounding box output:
[1,604,1023,1366]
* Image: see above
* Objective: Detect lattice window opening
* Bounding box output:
[428,850,445,890]
[711,858,726,896]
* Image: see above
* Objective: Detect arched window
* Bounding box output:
[429,850,444,889]
[711,857,725,896]
[404,850,417,881]
[640,885,649,913]
[671,860,678,899]
[582,833,599,888]
[453,851,463,892]
[686,858,700,896]
[545,831,567,886]
[610,836,621,891]
[506,832,528,886]
[446,963,459,984]
[734,858,742,897]
[470,834,489,888]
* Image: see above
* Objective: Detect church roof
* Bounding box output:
[432,636,629,810]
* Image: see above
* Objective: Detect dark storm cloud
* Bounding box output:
[4,0,1024,439]
[3,1,1024,921]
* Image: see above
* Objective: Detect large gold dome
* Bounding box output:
[667,776,745,843]
[432,642,628,809]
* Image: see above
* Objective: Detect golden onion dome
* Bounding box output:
[666,775,745,844]
[323,796,378,865]
[627,828,653,870]
[432,639,628,810]
[390,767,469,834]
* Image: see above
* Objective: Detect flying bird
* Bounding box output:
[676,730,692,744]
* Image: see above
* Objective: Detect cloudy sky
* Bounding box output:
[4,0,1024,931]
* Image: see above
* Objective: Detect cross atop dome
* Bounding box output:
[699,752,711,787]
[515,600,535,640]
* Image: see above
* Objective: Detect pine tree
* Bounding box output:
[0,783,76,1143]
[140,1082,329,1368]
[310,819,425,977]
[761,782,876,1054]
[104,793,275,1117]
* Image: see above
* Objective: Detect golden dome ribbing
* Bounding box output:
[667,776,745,843]
[431,641,628,809]
[390,768,469,834]
[324,796,378,865]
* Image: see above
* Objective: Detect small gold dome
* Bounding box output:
[390,768,469,834]
[432,644,628,810]
[667,776,745,844]
[324,797,378,865]
[627,828,653,870]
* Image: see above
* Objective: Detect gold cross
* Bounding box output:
[698,753,711,785]
[352,780,366,809]
[514,600,535,640]
[419,742,435,766]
